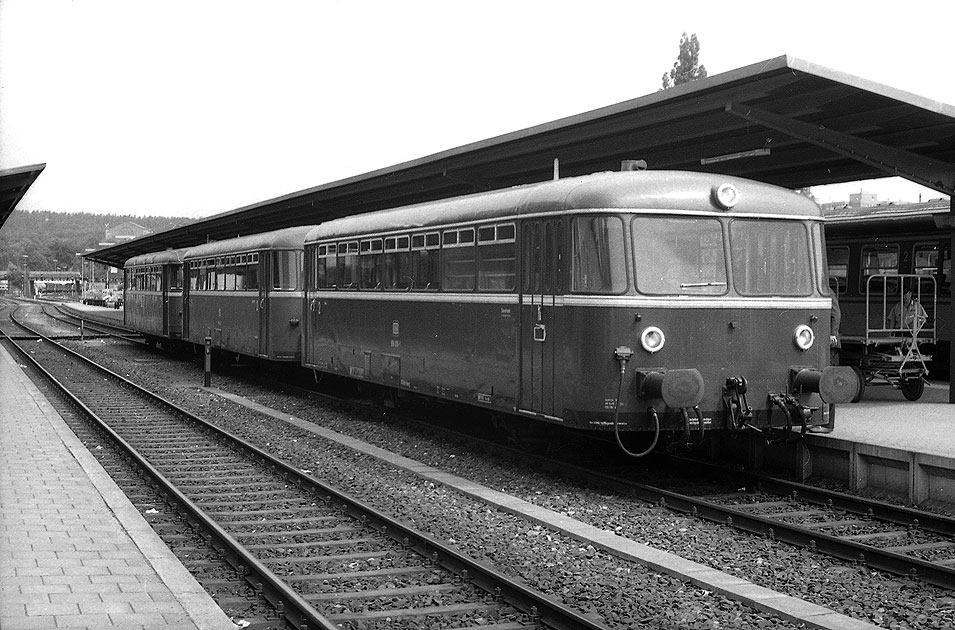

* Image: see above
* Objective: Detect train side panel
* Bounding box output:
[187,292,260,357]
[125,290,167,338]
[305,294,520,410]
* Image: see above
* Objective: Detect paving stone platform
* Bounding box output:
[0,343,236,630]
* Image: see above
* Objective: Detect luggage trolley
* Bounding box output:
[840,273,936,401]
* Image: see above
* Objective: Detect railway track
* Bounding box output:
[4,310,607,630]
[193,345,955,591]
[579,456,955,589]
[44,302,140,338]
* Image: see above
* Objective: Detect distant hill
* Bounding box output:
[0,210,194,276]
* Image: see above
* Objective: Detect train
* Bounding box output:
[824,200,952,380]
[123,169,862,455]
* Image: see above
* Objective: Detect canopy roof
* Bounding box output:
[88,55,954,268]
[0,164,46,230]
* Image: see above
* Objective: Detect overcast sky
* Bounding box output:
[1,1,953,219]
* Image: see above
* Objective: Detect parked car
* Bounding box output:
[104,291,124,309]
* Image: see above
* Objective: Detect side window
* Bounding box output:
[477,223,516,292]
[223,256,237,291]
[359,238,383,289]
[826,246,850,295]
[860,244,900,295]
[411,233,440,291]
[442,228,475,291]
[167,264,183,292]
[315,244,338,289]
[338,241,359,289]
[382,235,411,290]
[572,216,627,294]
[271,250,302,291]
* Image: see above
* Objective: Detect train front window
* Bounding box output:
[632,217,725,295]
[572,216,626,294]
[730,220,812,296]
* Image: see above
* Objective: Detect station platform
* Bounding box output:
[828,380,953,457]
[801,380,954,504]
[58,300,125,327]
[0,343,235,630]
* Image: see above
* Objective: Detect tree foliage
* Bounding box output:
[661,32,707,90]
[0,210,191,279]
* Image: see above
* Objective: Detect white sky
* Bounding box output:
[1,1,952,219]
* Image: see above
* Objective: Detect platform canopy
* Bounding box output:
[0,163,46,231]
[88,55,954,268]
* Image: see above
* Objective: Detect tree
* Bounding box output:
[661,33,707,90]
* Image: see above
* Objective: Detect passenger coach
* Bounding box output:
[124,248,188,345]
[303,170,860,448]
[183,226,314,362]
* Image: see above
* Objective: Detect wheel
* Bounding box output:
[850,367,865,403]
[900,377,924,401]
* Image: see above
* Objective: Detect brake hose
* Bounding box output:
[613,358,660,458]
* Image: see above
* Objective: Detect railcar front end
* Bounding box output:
[560,202,861,449]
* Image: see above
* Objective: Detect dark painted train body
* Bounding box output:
[124,249,187,342]
[124,171,861,448]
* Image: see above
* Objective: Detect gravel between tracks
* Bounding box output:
[69,337,955,629]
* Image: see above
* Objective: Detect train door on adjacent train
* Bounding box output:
[520,219,563,418]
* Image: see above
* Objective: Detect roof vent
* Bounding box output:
[621,159,647,171]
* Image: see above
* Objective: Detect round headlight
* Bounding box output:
[712,183,740,210]
[641,326,666,354]
[793,324,815,351]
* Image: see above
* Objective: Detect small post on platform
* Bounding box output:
[204,336,212,387]
[80,320,85,343]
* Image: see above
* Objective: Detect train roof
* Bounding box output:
[823,199,951,236]
[183,226,316,260]
[87,55,954,270]
[304,170,822,242]
[124,248,189,269]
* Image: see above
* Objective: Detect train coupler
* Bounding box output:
[722,376,753,432]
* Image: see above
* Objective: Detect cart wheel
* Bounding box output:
[850,367,865,403]
[900,378,924,402]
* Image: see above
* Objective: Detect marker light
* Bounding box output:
[640,326,666,354]
[793,324,815,351]
[712,183,740,210]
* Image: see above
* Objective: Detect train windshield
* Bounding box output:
[730,219,813,296]
[632,217,726,295]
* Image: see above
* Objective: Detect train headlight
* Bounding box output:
[793,324,815,351]
[640,326,666,354]
[712,183,740,210]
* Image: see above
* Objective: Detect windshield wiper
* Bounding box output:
[680,281,727,288]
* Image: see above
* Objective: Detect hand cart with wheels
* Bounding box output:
[838,273,936,402]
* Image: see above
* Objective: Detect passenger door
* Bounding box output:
[258,253,270,358]
[520,220,562,418]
